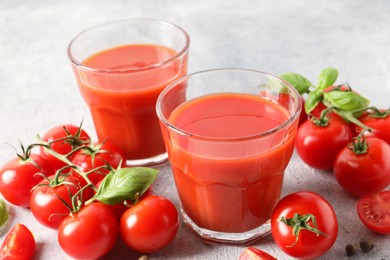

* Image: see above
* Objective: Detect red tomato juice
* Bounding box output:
[76,44,187,160]
[166,93,296,233]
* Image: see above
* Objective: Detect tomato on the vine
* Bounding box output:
[71,141,126,185]
[357,190,390,235]
[357,109,390,144]
[0,153,54,207]
[30,174,93,229]
[271,191,338,259]
[40,124,90,171]
[119,195,179,254]
[309,101,328,118]
[334,136,390,197]
[0,223,35,260]
[295,116,353,170]
[58,202,118,259]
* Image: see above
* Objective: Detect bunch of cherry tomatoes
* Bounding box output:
[0,124,179,259]
[269,68,389,259]
[240,68,390,260]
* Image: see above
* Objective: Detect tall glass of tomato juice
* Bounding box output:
[157,69,302,244]
[68,19,190,165]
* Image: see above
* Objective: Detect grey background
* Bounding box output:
[1,0,389,259]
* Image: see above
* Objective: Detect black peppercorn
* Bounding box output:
[359,238,374,253]
[345,243,358,257]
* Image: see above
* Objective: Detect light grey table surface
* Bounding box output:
[1,0,389,259]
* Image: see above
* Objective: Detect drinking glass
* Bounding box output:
[157,68,302,244]
[68,18,190,166]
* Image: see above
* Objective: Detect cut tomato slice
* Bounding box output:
[356,190,390,235]
[0,223,35,259]
[239,247,277,260]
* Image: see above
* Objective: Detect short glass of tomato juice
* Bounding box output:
[68,18,190,166]
[156,69,302,244]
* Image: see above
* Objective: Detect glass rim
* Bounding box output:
[156,68,302,142]
[67,18,190,74]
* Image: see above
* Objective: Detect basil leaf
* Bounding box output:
[305,89,323,114]
[324,91,370,112]
[280,73,312,95]
[317,68,338,90]
[93,167,158,205]
[0,198,8,227]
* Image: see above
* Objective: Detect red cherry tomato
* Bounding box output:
[58,202,118,259]
[30,174,93,229]
[323,84,351,93]
[295,117,353,170]
[309,101,328,118]
[0,154,54,207]
[357,110,390,144]
[334,137,390,197]
[0,223,35,260]
[40,124,90,171]
[271,191,338,259]
[298,98,308,126]
[356,190,390,235]
[71,141,126,184]
[119,195,179,254]
[239,247,277,260]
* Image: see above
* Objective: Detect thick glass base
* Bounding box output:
[125,152,168,167]
[181,207,271,245]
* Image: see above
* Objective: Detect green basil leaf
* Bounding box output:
[305,89,323,114]
[0,198,8,227]
[280,73,312,95]
[93,167,158,205]
[324,91,370,112]
[317,68,338,90]
[334,110,370,130]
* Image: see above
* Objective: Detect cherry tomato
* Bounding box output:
[30,174,92,229]
[71,141,126,184]
[334,137,390,197]
[295,116,353,170]
[119,195,179,254]
[309,101,328,118]
[271,191,338,259]
[0,154,54,207]
[323,84,351,93]
[58,202,118,259]
[298,100,308,125]
[357,110,390,144]
[357,190,390,235]
[40,124,90,171]
[0,223,35,260]
[239,247,277,260]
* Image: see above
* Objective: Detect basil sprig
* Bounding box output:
[281,68,370,116]
[317,68,338,90]
[0,198,8,228]
[324,91,370,113]
[305,89,323,115]
[90,167,158,205]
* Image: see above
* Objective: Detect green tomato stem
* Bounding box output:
[280,213,328,247]
[348,129,371,155]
